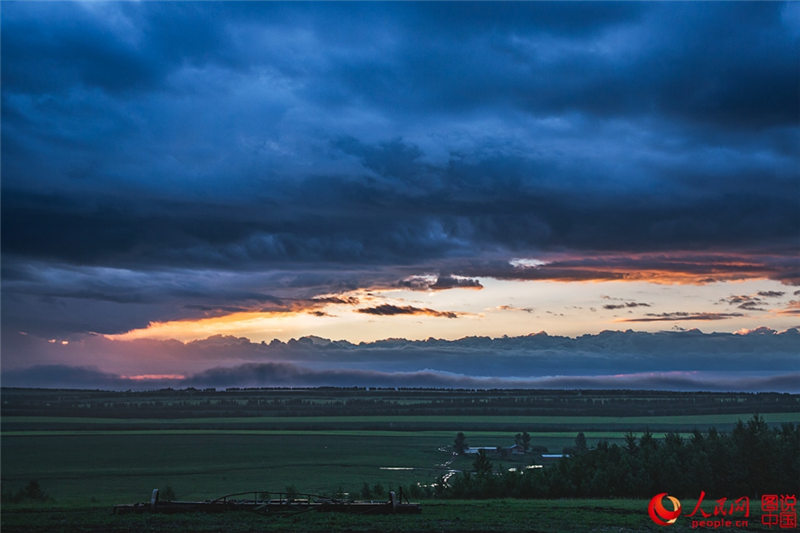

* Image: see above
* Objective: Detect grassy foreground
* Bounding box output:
[1,433,449,504]
[4,389,796,531]
[0,499,775,532]
[0,431,704,504]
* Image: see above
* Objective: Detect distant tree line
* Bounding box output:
[4,388,798,418]
[440,416,799,499]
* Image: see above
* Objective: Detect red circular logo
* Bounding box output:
[648,493,682,526]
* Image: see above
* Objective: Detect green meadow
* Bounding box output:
[3,430,637,505]
[6,411,800,432]
[2,388,798,531]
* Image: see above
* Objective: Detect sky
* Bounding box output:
[2,2,799,391]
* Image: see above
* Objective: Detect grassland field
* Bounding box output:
[2,388,798,531]
[5,412,800,431]
[3,432,648,505]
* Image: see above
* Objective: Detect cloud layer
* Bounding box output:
[2,3,798,374]
[4,328,798,381]
[356,304,461,318]
[4,363,799,394]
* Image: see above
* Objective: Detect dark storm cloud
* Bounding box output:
[0,260,300,336]
[737,302,767,312]
[356,304,460,319]
[311,295,360,305]
[430,276,482,290]
[758,291,786,298]
[454,253,800,285]
[2,2,799,338]
[398,275,483,291]
[303,3,797,128]
[1,365,135,389]
[722,295,763,311]
[621,312,745,323]
[723,295,759,305]
[602,302,651,310]
[496,305,535,314]
[719,293,777,312]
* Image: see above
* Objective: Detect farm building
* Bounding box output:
[464,444,527,455]
[508,444,526,455]
[464,446,497,454]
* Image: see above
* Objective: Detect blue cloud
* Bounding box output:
[2,1,798,340]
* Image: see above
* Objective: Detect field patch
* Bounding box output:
[5,412,798,433]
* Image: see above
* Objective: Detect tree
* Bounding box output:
[575,432,588,455]
[624,432,638,453]
[454,432,468,455]
[17,480,50,503]
[473,449,493,477]
[515,431,532,452]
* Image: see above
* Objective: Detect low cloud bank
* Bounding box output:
[3,328,799,380]
[4,363,799,393]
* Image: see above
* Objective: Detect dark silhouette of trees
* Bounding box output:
[473,449,493,477]
[439,416,800,500]
[6,388,799,420]
[574,432,588,455]
[515,431,531,452]
[1,480,51,504]
[454,432,468,455]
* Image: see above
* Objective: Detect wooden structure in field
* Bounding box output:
[114,488,421,515]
